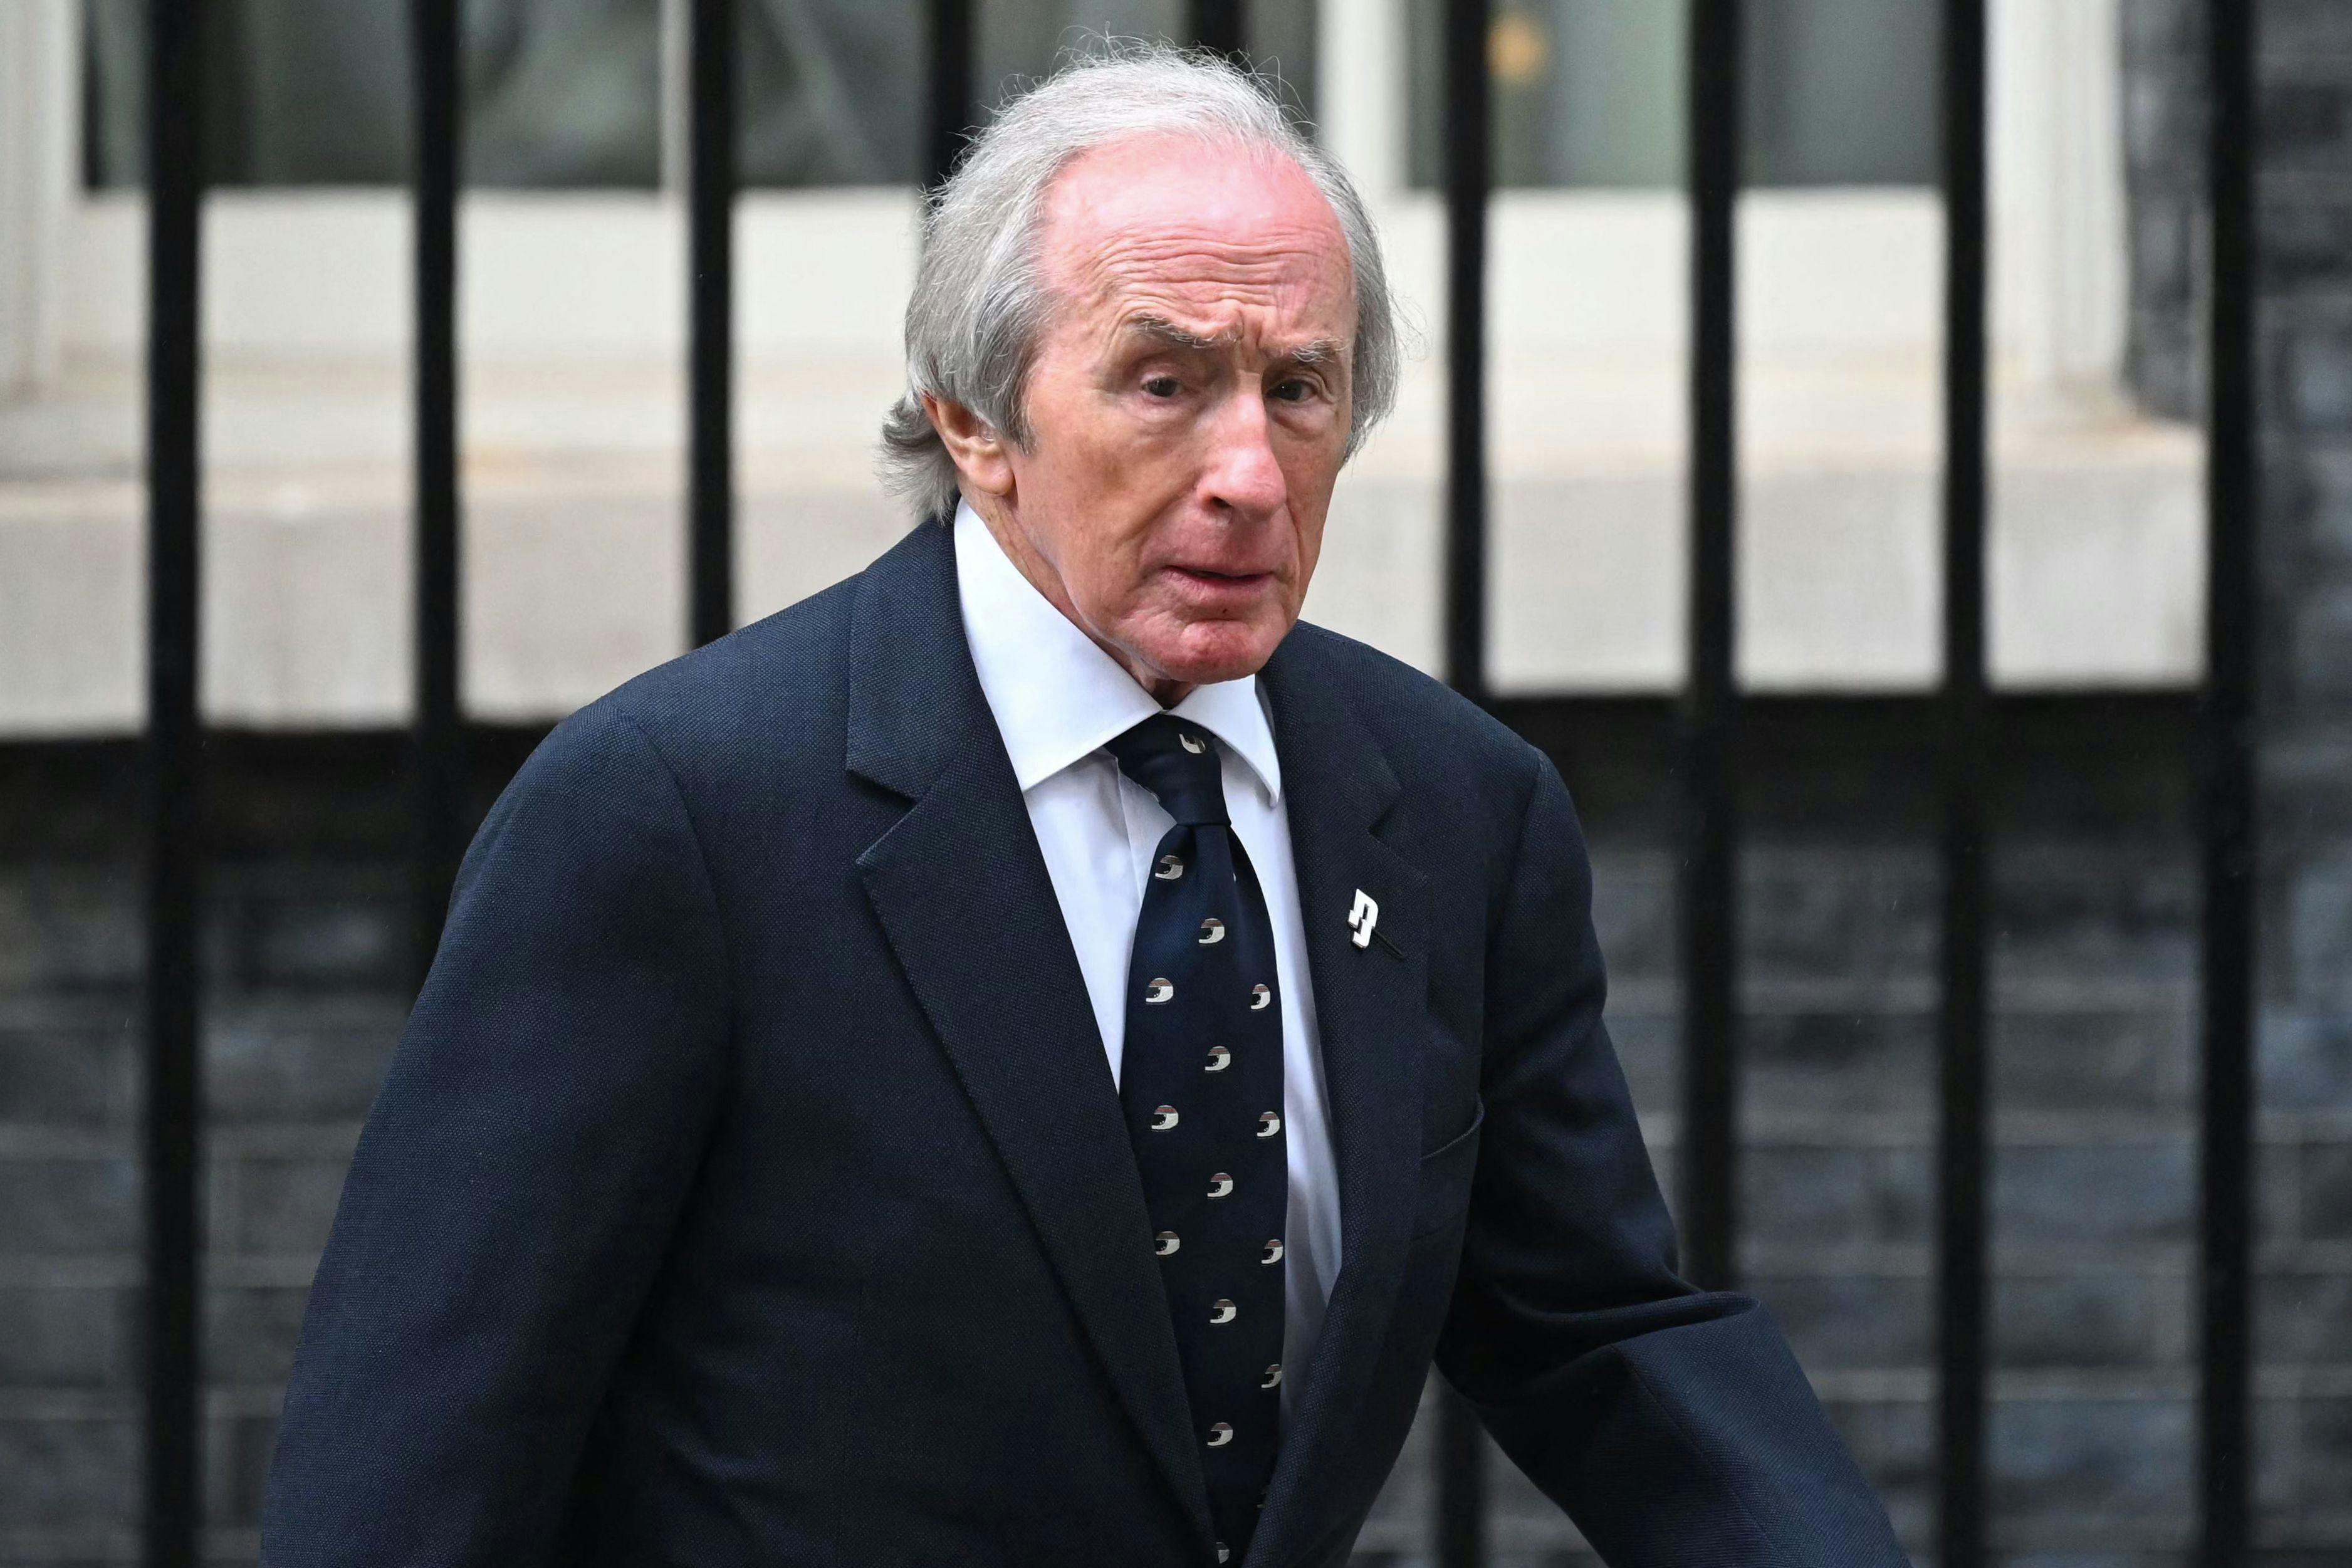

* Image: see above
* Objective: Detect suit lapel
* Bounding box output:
[1249,632,1432,1567]
[847,530,1434,1561]
[848,524,1215,1555]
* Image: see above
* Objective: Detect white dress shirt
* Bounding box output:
[952,501,1342,1413]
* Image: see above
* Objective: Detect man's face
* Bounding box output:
[937,135,1359,701]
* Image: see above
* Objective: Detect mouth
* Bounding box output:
[1168,565,1277,595]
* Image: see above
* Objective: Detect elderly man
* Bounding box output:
[264,46,1904,1568]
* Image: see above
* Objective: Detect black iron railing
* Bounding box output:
[131,4,2259,1565]
[689,0,739,654]
[410,0,463,967]
[2199,4,2260,1560]
[1437,12,1494,1554]
[1935,2,1991,1561]
[140,4,202,1562]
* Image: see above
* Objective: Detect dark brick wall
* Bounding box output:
[2253,0,2352,1562]
[2124,0,2210,422]
[1346,704,2219,1567]
[0,709,2221,1567]
[0,744,421,1565]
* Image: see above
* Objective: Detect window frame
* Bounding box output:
[8,0,2130,386]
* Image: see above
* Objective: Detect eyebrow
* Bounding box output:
[1124,314,1344,367]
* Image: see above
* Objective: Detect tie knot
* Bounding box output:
[1105,714,1230,826]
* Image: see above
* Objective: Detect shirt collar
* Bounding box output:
[953,499,1283,805]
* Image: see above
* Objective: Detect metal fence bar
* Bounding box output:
[412,0,463,960]
[1187,0,1245,61]
[926,0,973,188]
[2198,0,2258,1560]
[689,0,736,647]
[1436,1386,1486,1568]
[1935,3,1990,1562]
[143,1,204,1562]
[1435,0,1492,1559]
[1441,0,1490,704]
[1680,0,1741,1294]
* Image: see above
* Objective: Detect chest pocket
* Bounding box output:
[1411,1097,1484,1239]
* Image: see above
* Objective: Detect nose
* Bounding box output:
[1200,387,1287,521]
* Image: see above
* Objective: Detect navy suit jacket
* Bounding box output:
[263,520,1907,1566]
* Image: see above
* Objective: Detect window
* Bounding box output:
[1406,0,1942,191]
[78,0,1320,192]
[81,0,665,188]
[0,0,2199,734]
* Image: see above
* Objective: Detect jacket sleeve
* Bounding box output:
[1430,748,1910,1567]
[262,703,731,1566]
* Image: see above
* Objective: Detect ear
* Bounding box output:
[923,394,1015,499]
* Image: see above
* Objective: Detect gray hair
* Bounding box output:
[877,41,1401,520]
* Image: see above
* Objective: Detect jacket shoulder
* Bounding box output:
[527,571,864,792]
[1282,620,1545,795]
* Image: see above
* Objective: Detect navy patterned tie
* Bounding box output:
[1106,713,1287,1565]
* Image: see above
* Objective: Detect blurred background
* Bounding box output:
[0,1,2344,1564]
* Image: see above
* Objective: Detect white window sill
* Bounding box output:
[0,344,2200,738]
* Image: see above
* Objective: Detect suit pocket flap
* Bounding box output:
[1412,1097,1484,1236]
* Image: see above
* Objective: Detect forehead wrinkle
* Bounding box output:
[1036,151,1358,361]
[1072,235,1352,328]
[1093,217,1341,256]
[1081,226,1345,289]
[1051,207,1351,293]
[1070,261,1339,323]
[1118,313,1346,368]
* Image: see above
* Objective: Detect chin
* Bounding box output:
[1144,619,1285,689]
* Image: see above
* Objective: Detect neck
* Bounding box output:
[965,494,1196,706]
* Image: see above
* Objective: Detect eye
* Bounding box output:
[1143,375,1181,399]
[1269,378,1313,402]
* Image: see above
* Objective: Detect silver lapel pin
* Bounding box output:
[1348,889,1380,949]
